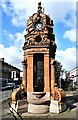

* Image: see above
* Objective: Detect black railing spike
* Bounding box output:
[8,102,23,120]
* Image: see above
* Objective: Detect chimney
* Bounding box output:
[0,58,4,62]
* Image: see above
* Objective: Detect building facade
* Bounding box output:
[70,67,78,88]
[0,58,21,86]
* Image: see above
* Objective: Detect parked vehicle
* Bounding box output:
[2,83,15,91]
[4,85,13,90]
[7,83,15,88]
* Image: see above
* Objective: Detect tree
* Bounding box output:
[54,61,62,86]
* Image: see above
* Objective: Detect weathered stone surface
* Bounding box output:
[50,100,67,113]
[28,103,49,113]
[27,92,50,103]
[50,100,60,113]
[27,92,50,113]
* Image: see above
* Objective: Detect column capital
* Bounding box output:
[22,59,27,65]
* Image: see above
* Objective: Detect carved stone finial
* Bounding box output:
[38,2,41,6]
[37,2,42,13]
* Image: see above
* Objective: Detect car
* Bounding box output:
[4,85,13,90]
[3,83,15,91]
[7,83,15,87]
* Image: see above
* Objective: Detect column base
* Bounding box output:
[28,103,49,114]
[27,92,50,114]
[50,100,67,113]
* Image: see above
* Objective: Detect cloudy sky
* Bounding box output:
[0,0,77,70]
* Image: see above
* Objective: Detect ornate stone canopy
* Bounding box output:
[23,2,57,55]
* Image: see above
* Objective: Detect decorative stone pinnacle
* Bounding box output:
[38,2,41,6]
[37,2,42,13]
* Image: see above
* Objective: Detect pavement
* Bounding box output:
[0,90,12,104]
[1,90,78,120]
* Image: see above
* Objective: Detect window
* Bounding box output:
[11,71,16,78]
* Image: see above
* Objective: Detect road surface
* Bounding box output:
[1,90,78,120]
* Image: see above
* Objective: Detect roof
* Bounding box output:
[0,58,21,71]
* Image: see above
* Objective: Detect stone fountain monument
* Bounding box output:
[10,2,66,114]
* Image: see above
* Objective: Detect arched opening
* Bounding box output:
[33,53,44,92]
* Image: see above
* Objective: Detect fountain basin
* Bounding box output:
[32,92,46,99]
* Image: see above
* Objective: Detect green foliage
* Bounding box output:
[66,81,73,91]
[61,78,73,91]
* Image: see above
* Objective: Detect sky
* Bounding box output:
[0,0,77,71]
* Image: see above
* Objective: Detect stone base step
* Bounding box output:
[28,103,49,114]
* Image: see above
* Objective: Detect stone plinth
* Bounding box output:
[28,104,49,114]
[27,92,50,114]
[50,100,67,113]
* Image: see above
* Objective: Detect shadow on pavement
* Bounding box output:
[66,94,78,110]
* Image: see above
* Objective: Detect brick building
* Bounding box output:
[70,67,78,88]
[0,58,21,86]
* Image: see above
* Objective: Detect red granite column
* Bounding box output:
[44,54,50,92]
[22,59,27,91]
[27,55,33,92]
